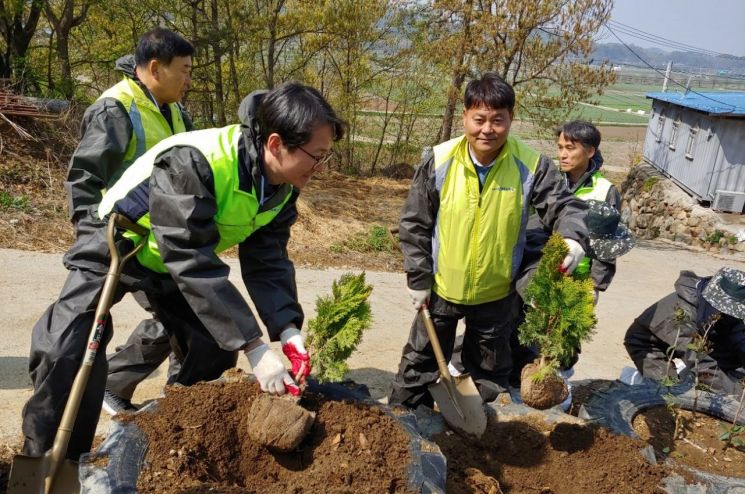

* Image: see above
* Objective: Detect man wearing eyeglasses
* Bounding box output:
[21,82,345,461]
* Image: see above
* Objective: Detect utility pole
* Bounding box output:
[662,61,672,92]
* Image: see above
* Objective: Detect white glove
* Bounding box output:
[245,343,297,395]
[560,238,585,274]
[406,287,431,310]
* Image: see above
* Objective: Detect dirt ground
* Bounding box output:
[634,406,745,478]
[127,378,414,493]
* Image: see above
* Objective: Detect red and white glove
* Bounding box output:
[245,342,300,396]
[280,326,311,385]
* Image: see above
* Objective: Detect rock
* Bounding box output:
[636,215,650,229]
[628,214,637,230]
[674,233,692,245]
[246,394,316,452]
[687,215,701,227]
[676,211,687,220]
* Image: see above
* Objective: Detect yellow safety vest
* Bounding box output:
[99,125,293,273]
[432,135,541,304]
[98,78,186,188]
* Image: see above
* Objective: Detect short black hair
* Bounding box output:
[257,82,346,149]
[464,73,515,112]
[135,28,194,67]
[555,120,601,150]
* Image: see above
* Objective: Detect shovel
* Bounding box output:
[8,213,149,494]
[421,303,487,437]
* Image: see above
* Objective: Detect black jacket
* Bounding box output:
[525,156,621,291]
[110,91,302,351]
[400,140,589,295]
[64,54,194,222]
[627,271,745,381]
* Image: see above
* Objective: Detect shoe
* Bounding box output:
[102,389,138,416]
[558,367,575,380]
[619,366,644,385]
[446,361,462,377]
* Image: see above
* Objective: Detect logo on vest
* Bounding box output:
[491,186,516,192]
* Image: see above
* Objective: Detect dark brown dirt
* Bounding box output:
[568,379,615,417]
[0,444,14,494]
[434,415,671,494]
[520,362,568,410]
[633,406,745,478]
[123,378,415,494]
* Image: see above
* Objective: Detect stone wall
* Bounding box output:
[620,163,745,255]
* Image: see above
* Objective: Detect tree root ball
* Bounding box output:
[246,394,316,452]
[520,361,568,410]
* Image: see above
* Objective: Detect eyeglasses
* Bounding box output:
[297,146,335,171]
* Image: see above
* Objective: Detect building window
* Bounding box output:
[669,117,680,150]
[685,123,699,160]
[656,111,666,142]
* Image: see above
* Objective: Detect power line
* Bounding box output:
[604,24,744,112]
[607,20,727,57]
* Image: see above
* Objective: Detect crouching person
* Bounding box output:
[21,82,345,461]
[624,268,745,395]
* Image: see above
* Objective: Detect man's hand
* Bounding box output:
[280,326,311,385]
[559,238,585,274]
[406,287,431,310]
[245,342,300,396]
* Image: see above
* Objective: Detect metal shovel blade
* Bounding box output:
[429,373,487,437]
[7,454,79,494]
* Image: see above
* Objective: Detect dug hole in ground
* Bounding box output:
[2,244,743,493]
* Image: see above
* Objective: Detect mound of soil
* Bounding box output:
[125,379,416,493]
[633,406,745,478]
[434,415,671,494]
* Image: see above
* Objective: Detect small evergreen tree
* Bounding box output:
[519,233,597,382]
[306,272,373,382]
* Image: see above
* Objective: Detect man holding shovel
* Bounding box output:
[389,73,589,410]
[20,82,343,463]
[63,28,195,415]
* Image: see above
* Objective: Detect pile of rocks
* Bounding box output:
[620,163,745,255]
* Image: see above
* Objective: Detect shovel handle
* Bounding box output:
[420,304,454,385]
[46,213,148,491]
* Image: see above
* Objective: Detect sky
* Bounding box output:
[608,0,745,57]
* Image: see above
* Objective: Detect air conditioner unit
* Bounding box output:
[712,190,745,213]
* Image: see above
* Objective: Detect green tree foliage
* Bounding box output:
[420,0,616,141]
[9,0,616,175]
[518,233,596,376]
[306,272,373,382]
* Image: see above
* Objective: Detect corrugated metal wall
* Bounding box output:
[643,100,745,202]
[709,121,745,199]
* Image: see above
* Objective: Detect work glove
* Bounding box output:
[559,238,585,275]
[406,287,431,310]
[280,326,311,385]
[245,342,300,396]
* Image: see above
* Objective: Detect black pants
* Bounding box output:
[389,291,519,409]
[22,217,237,460]
[106,290,181,400]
